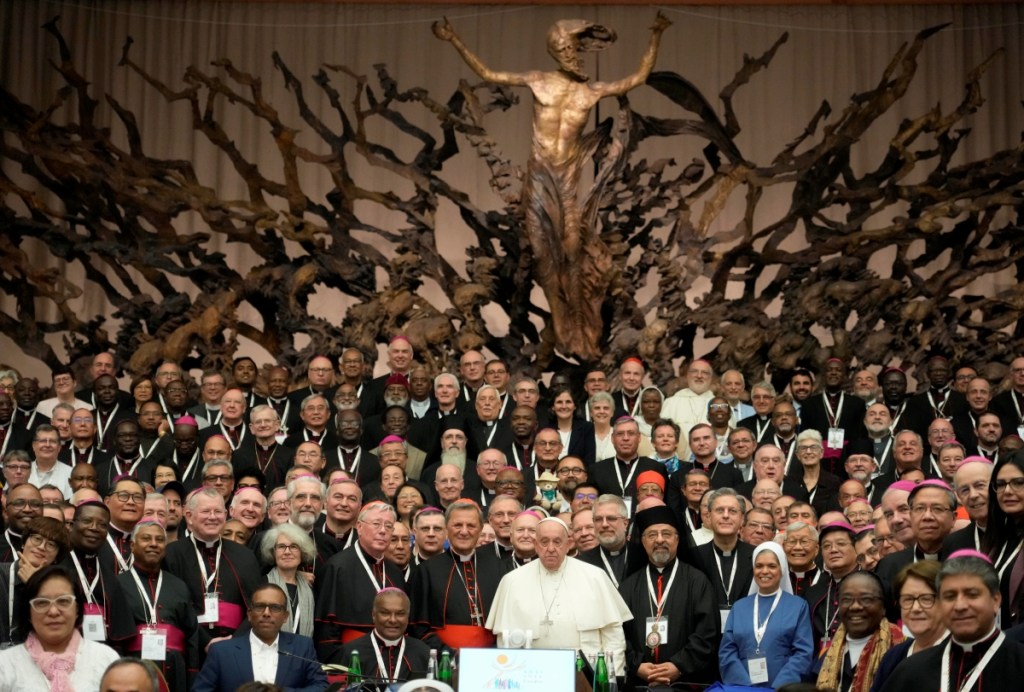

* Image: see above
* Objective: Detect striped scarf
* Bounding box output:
[817,619,903,692]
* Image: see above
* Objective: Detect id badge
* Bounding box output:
[645,617,668,649]
[748,656,769,684]
[623,496,633,518]
[719,606,731,634]
[197,593,219,624]
[141,625,167,661]
[1018,426,1024,440]
[827,427,845,449]
[83,603,107,641]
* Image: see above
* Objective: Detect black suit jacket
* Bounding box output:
[694,540,754,607]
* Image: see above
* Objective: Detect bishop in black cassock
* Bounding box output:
[619,505,720,687]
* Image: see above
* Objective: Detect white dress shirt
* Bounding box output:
[250,631,280,683]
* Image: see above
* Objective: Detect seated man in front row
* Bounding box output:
[192,583,328,692]
[337,589,430,688]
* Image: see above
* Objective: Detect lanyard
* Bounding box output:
[114,456,144,478]
[107,533,133,572]
[70,552,101,604]
[599,547,625,588]
[823,393,845,429]
[484,422,498,448]
[177,449,201,482]
[613,459,640,496]
[220,423,242,450]
[371,633,406,682]
[6,564,14,633]
[940,632,1004,692]
[18,409,38,431]
[498,393,510,419]
[889,402,907,433]
[511,445,533,470]
[1013,391,1024,425]
[754,418,770,443]
[621,392,641,417]
[712,548,739,605]
[192,538,222,590]
[876,436,894,470]
[753,591,783,653]
[96,403,120,442]
[3,530,18,558]
[645,561,679,619]
[129,569,164,625]
[356,547,385,592]
[928,389,951,418]
[340,448,361,475]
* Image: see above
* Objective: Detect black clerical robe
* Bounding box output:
[577,544,647,589]
[60,549,137,644]
[408,549,510,650]
[314,542,408,661]
[0,529,23,564]
[334,631,431,687]
[162,536,261,654]
[96,456,158,496]
[116,566,200,692]
[879,631,1024,692]
[618,558,720,685]
[230,440,294,491]
[694,541,754,609]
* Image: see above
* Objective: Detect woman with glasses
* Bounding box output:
[815,572,903,692]
[549,385,595,465]
[786,429,841,518]
[981,454,1024,625]
[0,564,118,691]
[393,483,427,526]
[719,542,814,687]
[588,391,616,462]
[259,524,316,638]
[869,560,945,692]
[0,516,71,645]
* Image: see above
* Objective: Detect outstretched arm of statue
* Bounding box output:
[596,11,672,97]
[433,16,533,87]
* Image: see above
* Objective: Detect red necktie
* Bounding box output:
[655,574,664,662]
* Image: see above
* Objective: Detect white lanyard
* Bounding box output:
[613,459,640,496]
[599,547,625,588]
[114,455,143,477]
[206,406,223,426]
[3,530,18,558]
[889,402,907,433]
[621,392,641,417]
[192,538,222,590]
[996,539,1023,579]
[219,423,242,450]
[74,445,95,465]
[753,591,783,653]
[70,552,101,604]
[269,399,292,427]
[684,509,699,533]
[18,409,38,431]
[645,561,679,618]
[356,547,385,592]
[775,435,796,474]
[341,447,361,475]
[498,394,510,419]
[1013,391,1024,425]
[371,633,406,682]
[129,568,164,625]
[484,422,498,448]
[929,389,951,418]
[712,548,739,604]
[96,403,120,442]
[939,632,1004,692]
[876,436,894,470]
[754,418,770,443]
[107,533,133,572]
[511,445,533,471]
[177,449,201,482]
[823,393,845,428]
[0,427,11,457]
[7,563,14,633]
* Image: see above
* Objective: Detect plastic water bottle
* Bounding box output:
[427,648,438,680]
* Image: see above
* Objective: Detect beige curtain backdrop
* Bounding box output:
[2,2,1022,381]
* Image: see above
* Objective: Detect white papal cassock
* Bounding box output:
[485,555,633,675]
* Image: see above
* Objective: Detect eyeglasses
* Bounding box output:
[574,492,598,501]
[362,520,396,533]
[29,595,76,612]
[535,440,562,448]
[268,500,288,509]
[910,504,953,516]
[250,602,287,614]
[556,467,585,476]
[994,478,1024,493]
[495,480,524,487]
[5,464,31,473]
[746,521,774,532]
[204,475,233,483]
[797,445,822,453]
[899,594,937,609]
[784,538,814,548]
[275,544,300,553]
[838,595,883,608]
[109,491,145,503]
[25,534,59,552]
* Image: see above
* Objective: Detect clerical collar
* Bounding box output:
[454,550,475,562]
[605,545,625,557]
[712,541,737,557]
[953,624,1000,653]
[109,523,131,538]
[194,536,220,549]
[257,440,276,450]
[359,542,385,563]
[616,456,638,465]
[374,630,403,647]
[792,568,816,577]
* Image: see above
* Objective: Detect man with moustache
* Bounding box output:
[163,487,262,655]
[618,505,719,688]
[852,368,879,404]
[283,474,340,583]
[315,501,408,660]
[335,589,431,685]
[117,520,199,692]
[678,423,743,489]
[578,494,646,587]
[554,455,588,512]
[843,438,885,503]
[787,368,815,415]
[92,374,133,451]
[1,482,44,562]
[501,406,539,472]
[907,355,967,422]
[661,359,716,438]
[880,367,931,440]
[408,500,510,650]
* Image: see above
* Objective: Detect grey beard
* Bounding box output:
[384,395,409,408]
[440,449,467,471]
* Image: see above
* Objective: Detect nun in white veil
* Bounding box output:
[718,541,815,687]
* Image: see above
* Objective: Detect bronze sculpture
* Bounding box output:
[434,13,672,360]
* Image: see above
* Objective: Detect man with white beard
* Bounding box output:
[660,360,716,449]
[853,369,880,404]
[282,475,341,585]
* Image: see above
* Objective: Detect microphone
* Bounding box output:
[277,647,350,674]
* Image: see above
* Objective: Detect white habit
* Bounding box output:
[486,555,632,675]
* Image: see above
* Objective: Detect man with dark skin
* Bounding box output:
[137,400,167,454]
[880,367,930,440]
[799,359,866,471]
[494,467,528,504]
[324,408,376,487]
[93,374,131,450]
[161,379,192,427]
[1,482,43,561]
[770,400,800,471]
[12,376,45,430]
[96,419,156,496]
[505,405,539,471]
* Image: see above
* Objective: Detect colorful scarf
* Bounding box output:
[817,619,903,692]
[24,629,82,692]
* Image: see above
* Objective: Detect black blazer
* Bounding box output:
[693,540,754,607]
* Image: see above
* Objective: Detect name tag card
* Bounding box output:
[197,594,219,624]
[83,603,107,641]
[141,625,167,661]
[748,657,769,684]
